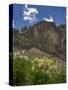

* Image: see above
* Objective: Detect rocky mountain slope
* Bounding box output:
[12,21,66,61]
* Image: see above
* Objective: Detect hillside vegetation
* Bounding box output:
[10,21,66,85]
[13,50,66,86]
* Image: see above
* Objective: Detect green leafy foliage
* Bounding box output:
[13,53,66,86]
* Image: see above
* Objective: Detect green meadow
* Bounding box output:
[13,50,66,86]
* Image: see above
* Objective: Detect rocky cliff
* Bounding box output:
[13,21,66,60]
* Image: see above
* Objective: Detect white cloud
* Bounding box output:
[25,4,28,9]
[23,4,39,24]
[43,16,54,22]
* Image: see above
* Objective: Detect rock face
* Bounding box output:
[13,21,66,60]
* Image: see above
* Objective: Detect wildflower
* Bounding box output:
[31,60,34,64]
[22,50,25,54]
[32,66,35,71]
[19,55,24,58]
[16,52,20,55]
[34,58,38,61]
[24,55,28,60]
[38,63,43,67]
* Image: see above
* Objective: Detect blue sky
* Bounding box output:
[13,4,66,29]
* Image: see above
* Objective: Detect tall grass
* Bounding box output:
[13,54,66,86]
